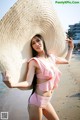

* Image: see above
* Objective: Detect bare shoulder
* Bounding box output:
[28,59,39,68]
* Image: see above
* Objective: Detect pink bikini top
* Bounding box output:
[28,54,61,91]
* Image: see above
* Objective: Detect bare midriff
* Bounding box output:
[35,89,54,97]
[35,78,54,97]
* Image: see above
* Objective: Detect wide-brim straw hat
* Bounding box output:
[0,0,67,84]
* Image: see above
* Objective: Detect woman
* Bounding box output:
[3,34,74,120]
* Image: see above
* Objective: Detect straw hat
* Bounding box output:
[0,0,67,84]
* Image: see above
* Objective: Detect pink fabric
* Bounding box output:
[28,54,61,107]
[50,54,61,88]
[28,54,61,91]
[37,78,55,91]
[28,92,51,108]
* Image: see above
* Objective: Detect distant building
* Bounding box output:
[68,22,80,51]
[68,22,80,43]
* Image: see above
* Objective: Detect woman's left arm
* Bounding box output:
[56,37,74,64]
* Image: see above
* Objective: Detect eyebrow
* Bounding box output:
[32,38,41,42]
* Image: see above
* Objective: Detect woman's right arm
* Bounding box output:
[3,60,36,89]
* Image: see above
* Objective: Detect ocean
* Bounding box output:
[0,73,9,96]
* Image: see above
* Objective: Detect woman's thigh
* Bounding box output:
[42,102,59,120]
[28,104,43,120]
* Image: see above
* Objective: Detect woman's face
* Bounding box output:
[31,36,44,53]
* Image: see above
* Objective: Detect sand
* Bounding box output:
[51,54,80,120]
[0,54,80,120]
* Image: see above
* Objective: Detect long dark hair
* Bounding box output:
[30,34,49,94]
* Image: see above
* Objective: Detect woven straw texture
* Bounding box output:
[0,0,66,83]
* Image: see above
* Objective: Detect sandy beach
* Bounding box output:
[51,54,80,120]
[0,54,80,120]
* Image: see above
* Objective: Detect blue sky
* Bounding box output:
[53,1,80,31]
[0,0,80,31]
[0,0,17,19]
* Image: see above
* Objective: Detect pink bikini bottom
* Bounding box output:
[28,92,51,108]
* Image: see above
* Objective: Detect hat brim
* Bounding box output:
[0,0,67,85]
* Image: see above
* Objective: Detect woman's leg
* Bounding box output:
[42,102,59,120]
[28,104,43,120]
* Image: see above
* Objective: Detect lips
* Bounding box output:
[36,45,41,49]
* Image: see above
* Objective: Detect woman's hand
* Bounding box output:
[66,37,74,49]
[65,37,74,62]
[2,72,12,88]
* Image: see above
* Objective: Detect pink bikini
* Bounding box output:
[28,54,61,108]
